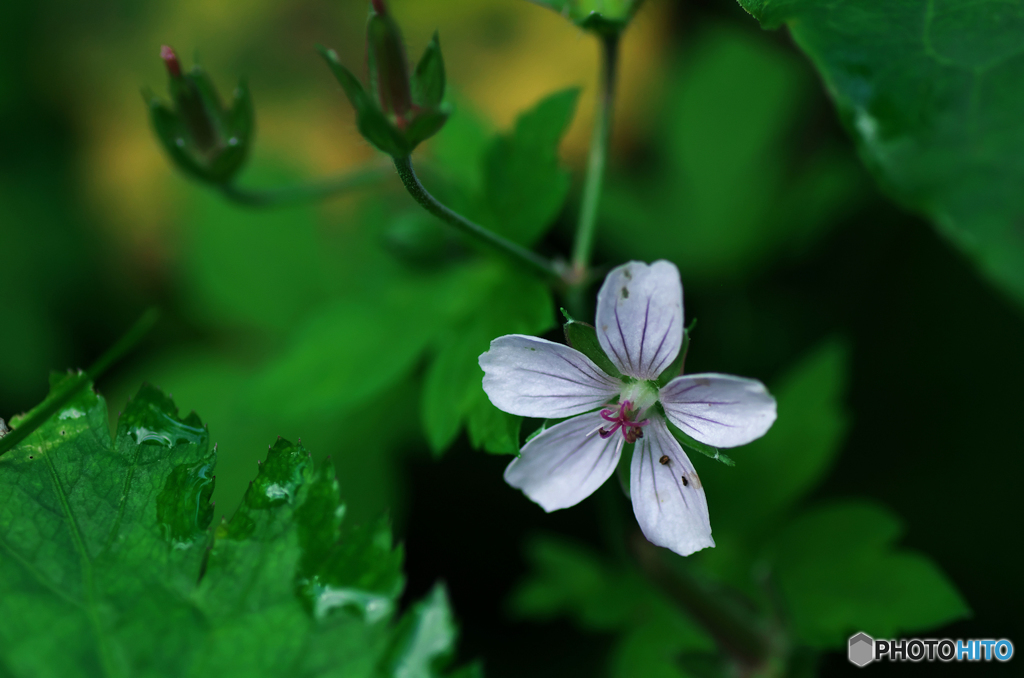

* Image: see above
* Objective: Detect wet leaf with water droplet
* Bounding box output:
[0,378,473,677]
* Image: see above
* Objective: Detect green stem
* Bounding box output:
[632,534,772,670]
[392,155,561,279]
[219,164,389,207]
[571,33,620,274]
[0,309,160,457]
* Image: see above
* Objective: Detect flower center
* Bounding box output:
[619,379,659,413]
[598,400,649,443]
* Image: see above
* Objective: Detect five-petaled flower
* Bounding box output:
[478,260,777,556]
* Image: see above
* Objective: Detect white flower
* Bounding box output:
[478,260,777,556]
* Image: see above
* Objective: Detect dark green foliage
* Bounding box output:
[0,380,470,678]
[737,0,1024,305]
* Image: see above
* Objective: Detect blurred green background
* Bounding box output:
[1,0,1021,675]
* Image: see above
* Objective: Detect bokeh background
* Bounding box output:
[1,0,1021,675]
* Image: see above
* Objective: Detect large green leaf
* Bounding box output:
[769,501,970,648]
[737,0,1024,305]
[0,378,470,677]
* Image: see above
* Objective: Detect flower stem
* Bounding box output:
[631,534,773,671]
[218,164,390,207]
[0,308,160,457]
[571,33,620,275]
[392,155,561,279]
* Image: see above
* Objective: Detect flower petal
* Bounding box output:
[630,416,714,556]
[480,335,621,418]
[659,373,777,448]
[596,260,683,380]
[504,411,623,512]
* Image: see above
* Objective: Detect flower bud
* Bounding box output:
[367,1,413,121]
[318,0,449,158]
[145,46,255,185]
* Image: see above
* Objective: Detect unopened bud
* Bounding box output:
[318,0,449,157]
[161,45,182,79]
[367,1,413,123]
[145,46,254,184]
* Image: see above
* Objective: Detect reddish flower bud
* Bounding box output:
[160,45,182,79]
[367,1,413,123]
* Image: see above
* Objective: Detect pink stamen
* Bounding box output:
[597,400,649,441]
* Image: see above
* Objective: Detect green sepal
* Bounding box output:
[317,45,410,157]
[656,318,696,387]
[147,95,212,182]
[405,106,450,149]
[561,308,622,379]
[664,413,735,467]
[412,32,446,110]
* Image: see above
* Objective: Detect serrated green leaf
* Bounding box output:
[0,379,472,677]
[412,32,446,110]
[484,88,579,246]
[420,265,554,457]
[769,501,970,648]
[562,315,623,379]
[737,0,1024,305]
[378,583,457,678]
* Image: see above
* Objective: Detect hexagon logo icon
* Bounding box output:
[848,632,874,667]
